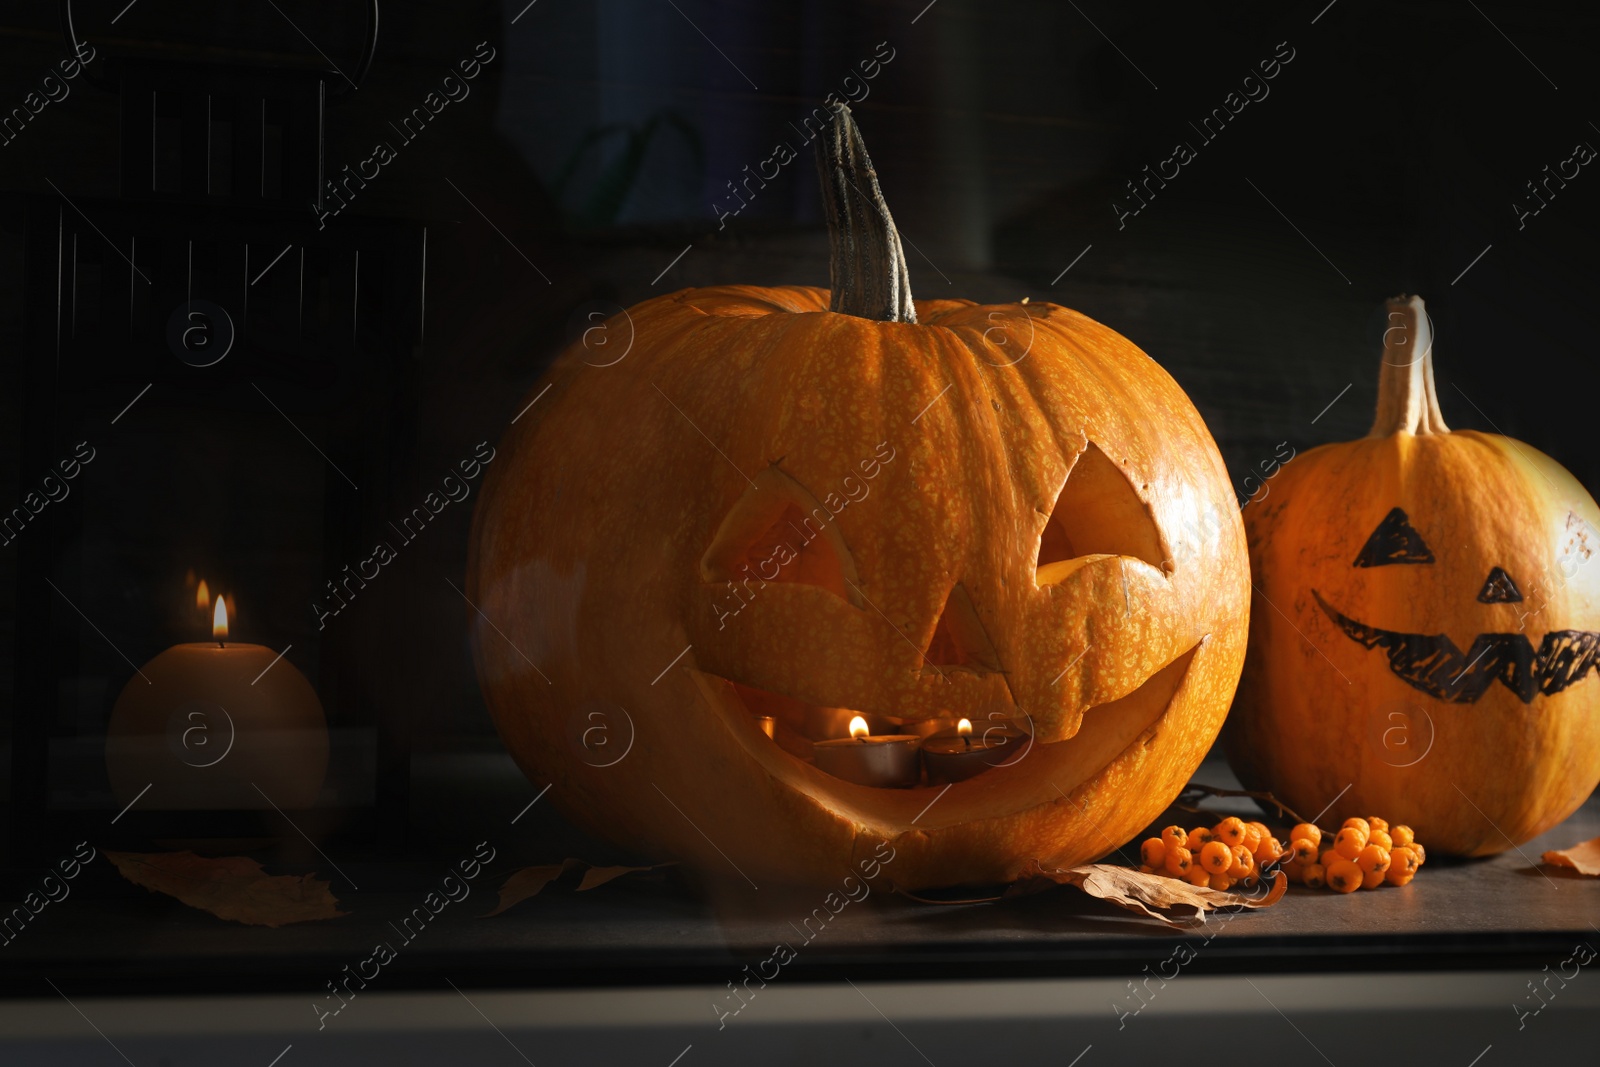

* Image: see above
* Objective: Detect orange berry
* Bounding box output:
[1290,823,1322,848]
[1367,816,1389,834]
[1409,841,1427,865]
[1241,825,1262,853]
[1342,816,1371,837]
[1253,835,1283,866]
[1164,845,1193,876]
[1141,838,1167,868]
[1138,864,1156,874]
[1389,846,1420,880]
[1187,826,1216,851]
[1290,837,1318,864]
[1302,862,1327,889]
[1319,848,1338,869]
[1208,872,1234,892]
[1386,867,1415,887]
[1357,845,1391,876]
[1213,817,1247,847]
[1390,825,1415,849]
[1186,863,1212,887]
[1243,872,1260,888]
[1247,820,1271,844]
[1361,869,1386,890]
[1334,826,1368,860]
[1326,859,1362,893]
[1161,825,1188,851]
[1200,840,1233,874]
[1229,844,1255,879]
[1369,829,1393,851]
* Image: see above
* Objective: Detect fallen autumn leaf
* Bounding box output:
[105,850,345,928]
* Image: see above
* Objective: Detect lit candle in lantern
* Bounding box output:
[811,715,921,788]
[920,717,1028,783]
[105,592,329,811]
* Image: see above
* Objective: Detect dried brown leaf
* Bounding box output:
[1543,835,1600,876]
[1036,862,1289,926]
[897,862,1289,926]
[485,860,665,916]
[105,850,345,928]
[484,861,576,917]
[576,864,656,892]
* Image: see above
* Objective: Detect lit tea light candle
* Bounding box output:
[803,705,896,742]
[105,593,329,811]
[811,715,921,788]
[921,717,1028,783]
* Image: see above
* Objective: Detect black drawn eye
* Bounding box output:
[1353,507,1435,567]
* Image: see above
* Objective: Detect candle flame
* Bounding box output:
[196,579,210,610]
[848,715,869,740]
[212,596,229,641]
[957,718,972,736]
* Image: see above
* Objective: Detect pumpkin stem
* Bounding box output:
[1368,294,1450,436]
[814,103,917,323]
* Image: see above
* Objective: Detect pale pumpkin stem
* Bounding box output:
[815,103,917,324]
[1368,294,1450,437]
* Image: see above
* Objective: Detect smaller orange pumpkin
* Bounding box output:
[1228,295,1600,855]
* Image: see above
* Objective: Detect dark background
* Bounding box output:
[1,0,1596,789]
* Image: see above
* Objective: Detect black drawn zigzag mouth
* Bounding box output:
[1312,589,1600,704]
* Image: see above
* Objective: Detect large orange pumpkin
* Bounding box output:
[467,106,1249,888]
[1227,295,1600,855]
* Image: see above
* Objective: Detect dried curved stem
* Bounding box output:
[814,103,916,323]
[1175,782,1325,833]
[894,886,1005,906]
[1369,294,1449,437]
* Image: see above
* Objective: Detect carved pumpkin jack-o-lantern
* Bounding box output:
[1228,295,1600,855]
[468,106,1250,889]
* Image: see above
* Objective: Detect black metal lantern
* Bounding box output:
[7,2,420,860]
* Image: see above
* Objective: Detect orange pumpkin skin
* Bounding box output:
[1227,296,1600,856]
[467,283,1249,889]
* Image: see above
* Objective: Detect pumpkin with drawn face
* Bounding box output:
[466,107,1250,888]
[1228,295,1600,856]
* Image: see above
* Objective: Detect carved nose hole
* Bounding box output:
[924,583,1002,672]
[1477,566,1524,604]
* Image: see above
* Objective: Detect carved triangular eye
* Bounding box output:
[1354,507,1435,567]
[1478,566,1523,603]
[1036,441,1165,584]
[924,583,1002,671]
[700,468,863,606]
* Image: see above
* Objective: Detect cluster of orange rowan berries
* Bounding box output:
[1137,816,1274,893]
[1282,816,1425,892]
[1136,814,1425,894]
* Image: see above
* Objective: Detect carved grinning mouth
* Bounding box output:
[686,642,1201,796]
[1313,589,1600,704]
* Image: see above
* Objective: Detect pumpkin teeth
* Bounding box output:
[1312,588,1600,704]
[690,641,1199,795]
